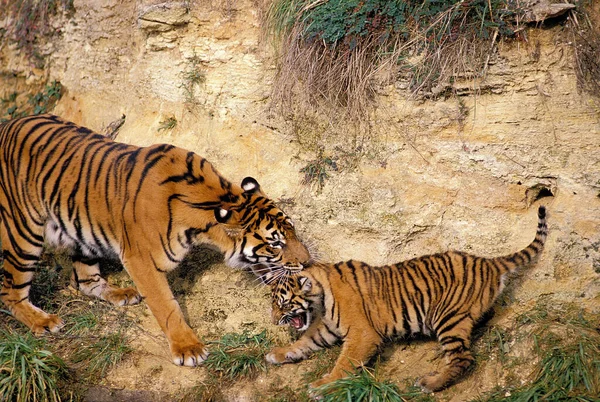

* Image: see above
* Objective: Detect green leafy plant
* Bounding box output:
[1,81,63,121]
[0,329,68,402]
[71,331,132,378]
[1,91,25,121]
[180,54,207,108]
[29,80,63,115]
[299,151,338,192]
[158,116,178,131]
[204,330,273,381]
[1,92,23,120]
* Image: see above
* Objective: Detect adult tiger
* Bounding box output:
[0,114,310,366]
[267,206,547,392]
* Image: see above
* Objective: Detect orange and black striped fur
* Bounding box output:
[268,207,547,392]
[0,114,310,366]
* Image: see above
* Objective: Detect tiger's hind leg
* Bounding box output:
[417,316,475,393]
[310,326,382,388]
[0,219,64,334]
[71,254,141,306]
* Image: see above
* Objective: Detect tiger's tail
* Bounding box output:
[493,206,547,273]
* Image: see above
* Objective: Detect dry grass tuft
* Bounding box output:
[260,0,527,186]
[567,2,600,99]
[263,0,523,123]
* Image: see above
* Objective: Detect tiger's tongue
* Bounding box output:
[291,316,304,329]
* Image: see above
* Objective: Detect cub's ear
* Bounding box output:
[241,177,261,194]
[214,208,233,223]
[298,276,312,292]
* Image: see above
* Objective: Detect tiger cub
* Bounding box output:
[267,206,547,392]
[0,114,310,366]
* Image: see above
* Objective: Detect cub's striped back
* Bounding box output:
[268,206,547,392]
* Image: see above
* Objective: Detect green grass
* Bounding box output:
[478,337,600,402]
[204,330,273,381]
[473,326,512,365]
[301,346,340,384]
[179,383,225,402]
[0,254,135,398]
[312,367,434,402]
[264,384,311,402]
[71,331,132,378]
[474,300,600,402]
[0,329,68,402]
[64,311,99,335]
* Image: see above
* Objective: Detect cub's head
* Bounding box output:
[216,177,311,282]
[270,274,316,331]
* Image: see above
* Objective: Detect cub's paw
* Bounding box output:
[265,348,288,364]
[266,347,305,364]
[170,341,209,367]
[415,372,442,393]
[103,286,142,306]
[30,313,64,335]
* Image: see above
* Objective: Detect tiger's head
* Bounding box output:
[215,177,311,283]
[270,274,317,331]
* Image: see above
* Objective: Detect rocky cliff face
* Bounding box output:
[1,0,598,400]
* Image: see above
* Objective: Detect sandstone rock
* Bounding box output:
[137,2,190,33]
[522,0,577,23]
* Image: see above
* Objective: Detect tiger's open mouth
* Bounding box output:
[281,310,309,331]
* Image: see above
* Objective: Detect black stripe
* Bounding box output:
[10,280,32,289]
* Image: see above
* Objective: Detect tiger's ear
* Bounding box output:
[241,177,261,194]
[214,208,233,223]
[299,276,312,292]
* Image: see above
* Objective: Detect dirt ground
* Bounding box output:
[1,1,599,401]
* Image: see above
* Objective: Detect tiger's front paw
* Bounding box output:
[170,340,209,367]
[10,302,65,335]
[103,286,142,306]
[265,347,304,364]
[30,313,65,335]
